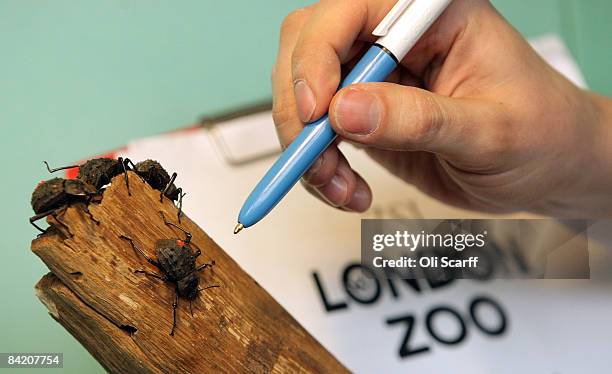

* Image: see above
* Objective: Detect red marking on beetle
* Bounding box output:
[37,180,46,187]
[66,167,80,180]
[176,240,186,247]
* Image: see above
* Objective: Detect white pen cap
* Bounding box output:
[373,0,452,61]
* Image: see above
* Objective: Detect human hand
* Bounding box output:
[272,0,612,217]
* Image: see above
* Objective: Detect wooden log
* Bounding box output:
[31,172,347,373]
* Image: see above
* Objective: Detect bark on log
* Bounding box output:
[31,172,347,373]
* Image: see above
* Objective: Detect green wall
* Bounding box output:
[0,1,610,372]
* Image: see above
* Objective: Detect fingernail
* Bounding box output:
[294,79,316,123]
[322,174,348,207]
[348,184,371,212]
[334,89,381,135]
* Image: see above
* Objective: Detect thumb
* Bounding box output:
[329,83,496,157]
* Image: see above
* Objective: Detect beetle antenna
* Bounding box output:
[43,161,79,173]
[160,211,192,244]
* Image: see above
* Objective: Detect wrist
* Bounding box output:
[576,92,612,217]
[537,91,612,218]
[591,93,612,167]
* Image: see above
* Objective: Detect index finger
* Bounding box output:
[291,0,397,122]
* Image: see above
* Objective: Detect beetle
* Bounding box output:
[46,158,185,221]
[44,157,134,195]
[30,177,98,232]
[119,212,216,335]
[133,159,185,222]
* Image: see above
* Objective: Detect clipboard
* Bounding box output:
[200,101,280,166]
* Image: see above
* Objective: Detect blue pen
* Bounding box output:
[234,0,451,234]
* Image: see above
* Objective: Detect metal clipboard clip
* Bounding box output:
[199,101,282,167]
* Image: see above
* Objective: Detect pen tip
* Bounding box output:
[233,223,244,235]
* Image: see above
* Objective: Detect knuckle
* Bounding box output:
[271,101,294,129]
[303,170,330,188]
[413,94,443,142]
[291,44,314,76]
[396,91,443,145]
[302,158,326,186]
[281,7,309,34]
[291,41,337,78]
[270,60,287,87]
[271,102,302,146]
[302,150,338,187]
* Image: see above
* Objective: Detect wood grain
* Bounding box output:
[32,172,347,373]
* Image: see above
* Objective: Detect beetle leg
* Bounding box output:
[123,158,137,170]
[195,285,220,310]
[50,208,74,238]
[83,207,100,225]
[170,291,178,336]
[83,198,100,225]
[197,285,220,294]
[160,211,192,244]
[30,210,53,232]
[176,189,185,223]
[134,269,166,280]
[119,235,160,267]
[30,207,70,235]
[189,299,194,317]
[117,157,131,196]
[43,160,79,173]
[195,260,215,272]
[85,191,103,204]
[123,158,146,182]
[160,172,178,203]
[29,214,49,233]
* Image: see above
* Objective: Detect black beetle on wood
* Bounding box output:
[44,157,134,195]
[119,212,217,335]
[45,158,185,221]
[133,160,185,222]
[30,178,98,232]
